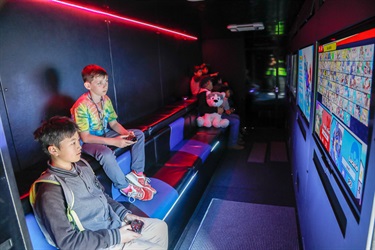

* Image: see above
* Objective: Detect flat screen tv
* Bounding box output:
[287,53,298,98]
[297,45,314,123]
[314,25,375,217]
[291,54,298,98]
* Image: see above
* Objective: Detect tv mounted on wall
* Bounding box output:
[313,24,375,218]
[297,45,314,123]
[287,53,298,98]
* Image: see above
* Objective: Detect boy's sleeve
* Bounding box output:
[71,103,90,132]
[104,97,118,123]
[105,192,132,221]
[34,183,120,250]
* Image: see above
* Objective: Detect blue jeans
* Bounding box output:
[222,113,240,146]
[82,129,145,189]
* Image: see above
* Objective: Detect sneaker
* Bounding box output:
[228,144,245,150]
[126,171,157,194]
[120,184,154,202]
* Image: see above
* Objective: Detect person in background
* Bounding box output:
[198,76,244,150]
[190,65,203,96]
[71,64,156,202]
[31,116,168,249]
[201,63,219,78]
[220,86,245,147]
[201,63,220,91]
[212,77,229,92]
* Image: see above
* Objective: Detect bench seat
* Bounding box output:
[22,98,228,249]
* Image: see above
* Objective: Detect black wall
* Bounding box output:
[0,1,201,173]
[289,0,375,52]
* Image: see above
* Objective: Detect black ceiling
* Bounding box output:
[186,0,305,47]
[91,0,305,50]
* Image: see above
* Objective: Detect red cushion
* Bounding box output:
[153,167,190,188]
[164,151,200,168]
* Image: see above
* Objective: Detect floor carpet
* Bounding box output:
[247,142,267,163]
[189,198,299,250]
[270,141,288,162]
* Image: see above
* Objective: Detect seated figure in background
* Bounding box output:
[197,76,244,150]
[190,65,203,96]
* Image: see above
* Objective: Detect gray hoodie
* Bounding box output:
[32,160,131,249]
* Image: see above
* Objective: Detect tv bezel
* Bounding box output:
[288,53,298,99]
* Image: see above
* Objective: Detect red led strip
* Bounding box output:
[49,0,198,40]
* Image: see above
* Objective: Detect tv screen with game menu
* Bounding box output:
[314,26,375,215]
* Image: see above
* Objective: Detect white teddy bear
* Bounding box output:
[197,91,230,128]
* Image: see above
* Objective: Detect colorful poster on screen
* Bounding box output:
[314,28,375,209]
[298,45,314,122]
[329,117,366,202]
[315,102,331,151]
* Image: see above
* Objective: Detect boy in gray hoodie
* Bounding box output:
[30,116,168,249]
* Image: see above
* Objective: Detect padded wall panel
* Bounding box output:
[184,112,198,139]
[154,127,171,165]
[107,21,161,122]
[124,99,197,139]
[169,118,185,150]
[0,2,112,171]
[146,106,188,135]
[144,137,157,174]
[159,39,201,101]
[0,1,201,175]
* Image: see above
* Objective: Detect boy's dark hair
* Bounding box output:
[193,65,202,73]
[34,116,79,155]
[200,63,209,70]
[220,86,231,92]
[200,76,212,88]
[81,64,107,83]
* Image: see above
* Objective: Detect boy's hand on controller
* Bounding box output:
[119,224,141,243]
[114,135,136,148]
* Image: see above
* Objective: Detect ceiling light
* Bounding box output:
[227,22,264,32]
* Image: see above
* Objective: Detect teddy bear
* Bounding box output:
[197,91,230,128]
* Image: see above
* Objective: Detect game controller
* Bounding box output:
[130,220,144,233]
[125,134,137,142]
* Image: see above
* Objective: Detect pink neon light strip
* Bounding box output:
[49,0,198,40]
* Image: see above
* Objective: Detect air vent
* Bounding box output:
[227,22,264,32]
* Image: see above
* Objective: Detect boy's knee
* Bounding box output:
[97,147,115,161]
[133,129,145,140]
[149,218,168,231]
[159,219,168,231]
